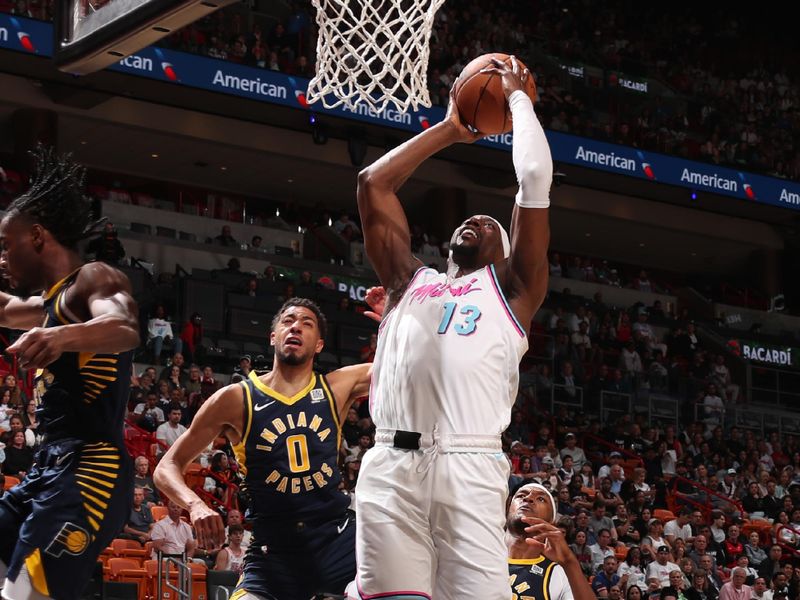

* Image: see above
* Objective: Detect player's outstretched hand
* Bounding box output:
[522,516,575,565]
[445,79,484,144]
[363,286,387,323]
[190,501,225,550]
[6,327,64,369]
[481,55,529,100]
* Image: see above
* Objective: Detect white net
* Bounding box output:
[306,0,446,114]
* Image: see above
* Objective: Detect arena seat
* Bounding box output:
[654,509,675,522]
[150,506,169,522]
[111,539,147,564]
[3,476,20,490]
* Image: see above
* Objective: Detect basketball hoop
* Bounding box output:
[306,0,445,114]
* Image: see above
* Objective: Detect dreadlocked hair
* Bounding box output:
[8,144,104,249]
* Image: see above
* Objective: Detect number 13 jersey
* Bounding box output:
[371,265,529,437]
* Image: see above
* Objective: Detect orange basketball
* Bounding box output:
[453,53,537,135]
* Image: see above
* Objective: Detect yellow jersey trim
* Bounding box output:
[232,382,253,479]
[24,549,50,596]
[42,266,82,301]
[508,556,547,565]
[319,374,341,451]
[248,370,317,406]
[543,561,556,600]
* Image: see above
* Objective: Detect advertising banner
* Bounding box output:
[2,14,799,212]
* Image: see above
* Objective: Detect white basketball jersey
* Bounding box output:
[370,265,529,436]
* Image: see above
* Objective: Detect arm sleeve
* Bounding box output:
[509,90,553,209]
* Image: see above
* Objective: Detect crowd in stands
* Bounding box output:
[9,0,796,180]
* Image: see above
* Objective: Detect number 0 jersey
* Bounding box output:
[370,265,529,436]
[233,370,348,522]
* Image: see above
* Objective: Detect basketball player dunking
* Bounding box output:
[350,58,551,599]
[0,147,140,600]
[155,298,371,600]
[506,484,595,600]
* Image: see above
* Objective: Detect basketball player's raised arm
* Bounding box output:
[487,58,552,318]
[0,292,44,330]
[154,384,244,549]
[6,262,139,369]
[327,363,372,423]
[357,90,480,294]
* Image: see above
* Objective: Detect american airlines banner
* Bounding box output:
[2,14,799,212]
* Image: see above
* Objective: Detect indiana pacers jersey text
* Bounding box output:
[234,370,348,522]
[231,370,356,599]
[0,266,134,600]
[509,556,573,600]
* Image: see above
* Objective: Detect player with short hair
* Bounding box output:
[0,146,140,600]
[155,298,371,600]
[351,57,552,599]
[507,483,595,600]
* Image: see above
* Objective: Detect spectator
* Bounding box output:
[156,405,188,451]
[646,546,681,589]
[2,430,33,478]
[209,451,240,506]
[147,304,175,365]
[570,529,593,577]
[618,546,647,591]
[224,509,252,550]
[688,568,719,600]
[3,374,27,409]
[360,333,378,362]
[214,524,246,573]
[592,556,621,597]
[722,525,744,569]
[214,225,237,247]
[702,384,725,428]
[555,361,582,404]
[643,520,670,560]
[0,387,13,433]
[664,508,694,545]
[150,500,196,559]
[0,415,34,449]
[711,355,740,403]
[332,211,361,241]
[549,252,563,277]
[620,341,644,374]
[250,235,265,252]
[133,392,166,431]
[86,221,126,264]
[177,314,204,365]
[590,528,616,572]
[589,501,618,543]
[201,366,220,399]
[122,487,154,543]
[560,432,588,470]
[719,568,751,600]
[234,355,252,378]
[133,455,160,506]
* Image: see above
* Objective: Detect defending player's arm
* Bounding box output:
[357,90,480,298]
[485,57,552,323]
[327,363,372,424]
[7,262,139,369]
[154,384,245,549]
[0,292,45,330]
[523,517,595,600]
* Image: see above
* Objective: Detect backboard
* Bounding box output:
[54,0,237,75]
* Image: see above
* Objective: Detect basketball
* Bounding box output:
[453,53,538,135]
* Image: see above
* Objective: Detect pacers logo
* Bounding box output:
[46,523,90,558]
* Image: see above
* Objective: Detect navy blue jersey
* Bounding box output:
[233,370,348,523]
[509,556,571,600]
[35,267,133,446]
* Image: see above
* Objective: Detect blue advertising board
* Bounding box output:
[2,13,799,212]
